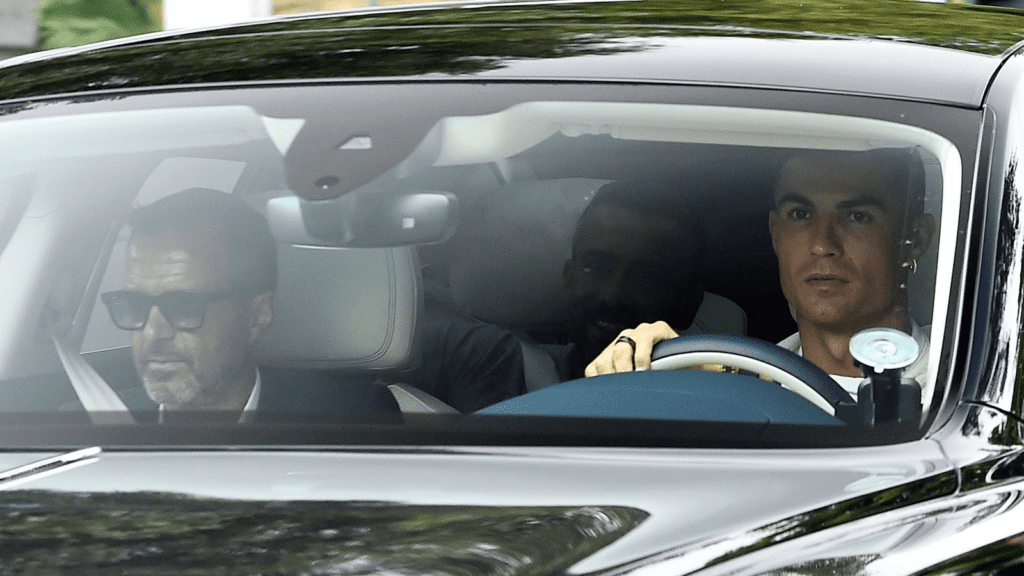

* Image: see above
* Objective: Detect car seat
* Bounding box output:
[255,242,456,412]
[257,243,421,370]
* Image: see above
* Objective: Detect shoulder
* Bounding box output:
[905,322,930,385]
[912,322,931,347]
[422,316,518,351]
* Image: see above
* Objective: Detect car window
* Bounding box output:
[0,85,969,446]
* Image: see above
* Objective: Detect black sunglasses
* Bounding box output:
[101,288,240,331]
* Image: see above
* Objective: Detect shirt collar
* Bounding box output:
[778,320,930,402]
[779,319,926,357]
[778,319,929,382]
[238,368,261,423]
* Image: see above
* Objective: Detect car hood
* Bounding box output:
[0,443,955,574]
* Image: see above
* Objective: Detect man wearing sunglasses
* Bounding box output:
[100,188,398,422]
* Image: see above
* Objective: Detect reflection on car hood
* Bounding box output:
[0,492,644,574]
[0,0,1016,106]
[0,444,955,573]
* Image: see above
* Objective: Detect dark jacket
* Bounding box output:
[67,364,401,423]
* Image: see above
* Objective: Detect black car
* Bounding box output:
[1,0,1024,573]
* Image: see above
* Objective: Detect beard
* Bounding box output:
[142,369,201,407]
[567,305,640,361]
[140,361,243,410]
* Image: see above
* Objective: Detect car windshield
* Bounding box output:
[0,84,967,447]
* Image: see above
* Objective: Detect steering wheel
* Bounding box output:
[651,334,854,416]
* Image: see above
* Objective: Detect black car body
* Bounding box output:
[2,0,1024,573]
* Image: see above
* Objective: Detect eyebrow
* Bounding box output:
[836,196,888,212]
[774,193,889,212]
[579,248,614,260]
[774,193,811,207]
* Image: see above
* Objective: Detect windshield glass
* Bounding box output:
[0,85,965,447]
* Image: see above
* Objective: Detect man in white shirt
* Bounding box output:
[584,148,935,401]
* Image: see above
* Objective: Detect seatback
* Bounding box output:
[256,243,422,371]
[447,178,597,326]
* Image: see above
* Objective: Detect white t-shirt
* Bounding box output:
[777,321,930,402]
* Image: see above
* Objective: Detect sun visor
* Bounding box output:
[0,106,280,162]
[383,101,943,179]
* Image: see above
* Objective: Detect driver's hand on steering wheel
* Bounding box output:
[585,321,678,376]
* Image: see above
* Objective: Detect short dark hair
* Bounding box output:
[777,148,927,220]
[865,147,928,221]
[129,188,277,293]
[575,180,706,276]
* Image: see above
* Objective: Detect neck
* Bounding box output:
[166,364,257,414]
[796,311,912,378]
[217,364,258,412]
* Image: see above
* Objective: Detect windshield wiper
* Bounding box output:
[0,446,101,488]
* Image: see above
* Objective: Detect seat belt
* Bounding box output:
[50,329,135,424]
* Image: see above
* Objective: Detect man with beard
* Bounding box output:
[551,181,709,381]
[584,149,935,402]
[98,188,399,422]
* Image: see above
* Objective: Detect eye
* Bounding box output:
[847,211,873,224]
[786,207,811,220]
[580,254,613,277]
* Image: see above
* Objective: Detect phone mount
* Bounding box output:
[835,328,922,427]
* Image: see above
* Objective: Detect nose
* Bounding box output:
[596,268,631,308]
[809,215,843,258]
[140,305,175,341]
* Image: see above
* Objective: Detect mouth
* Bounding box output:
[592,318,624,330]
[802,270,851,284]
[588,318,630,340]
[804,273,848,284]
[144,357,188,366]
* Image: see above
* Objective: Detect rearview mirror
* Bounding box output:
[266,191,457,247]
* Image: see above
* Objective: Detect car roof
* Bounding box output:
[0,0,1022,107]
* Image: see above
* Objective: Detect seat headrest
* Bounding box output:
[257,244,421,370]
[450,178,605,325]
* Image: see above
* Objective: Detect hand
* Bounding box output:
[584,321,679,377]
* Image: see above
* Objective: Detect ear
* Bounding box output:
[908,214,936,261]
[562,258,575,289]
[247,290,275,344]
[768,209,779,253]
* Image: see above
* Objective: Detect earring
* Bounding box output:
[901,259,918,273]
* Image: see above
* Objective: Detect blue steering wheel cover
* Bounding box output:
[652,334,855,407]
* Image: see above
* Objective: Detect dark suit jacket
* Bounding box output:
[68,361,401,423]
